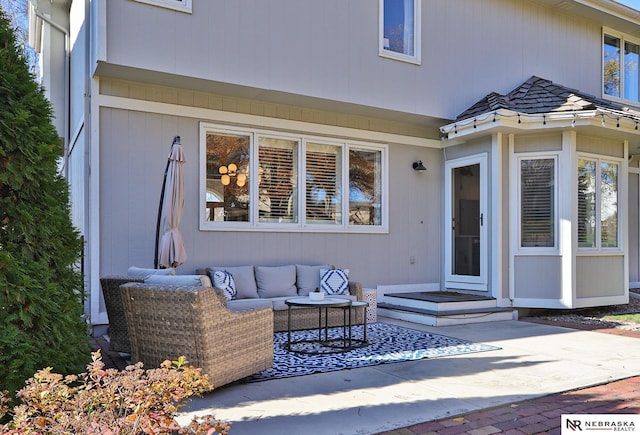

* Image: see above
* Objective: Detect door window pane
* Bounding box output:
[520,158,555,248]
[453,164,480,276]
[600,161,618,248]
[349,148,382,226]
[306,143,342,224]
[205,132,250,222]
[578,159,597,248]
[258,137,298,223]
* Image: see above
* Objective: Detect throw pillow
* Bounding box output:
[213,270,237,301]
[207,266,259,299]
[255,265,297,298]
[144,274,212,287]
[296,264,331,296]
[127,266,175,278]
[320,268,350,295]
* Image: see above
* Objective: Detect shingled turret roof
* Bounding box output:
[456,76,637,121]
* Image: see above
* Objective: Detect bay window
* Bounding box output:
[519,157,556,248]
[578,157,619,249]
[201,123,387,232]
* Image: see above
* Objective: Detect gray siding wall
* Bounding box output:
[103,0,603,122]
[99,106,442,289]
[576,256,625,298]
[514,256,563,299]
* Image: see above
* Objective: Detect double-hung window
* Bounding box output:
[603,29,640,103]
[577,157,619,249]
[201,123,387,232]
[379,0,421,64]
[518,156,557,249]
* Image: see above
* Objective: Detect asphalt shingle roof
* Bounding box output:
[456,75,634,121]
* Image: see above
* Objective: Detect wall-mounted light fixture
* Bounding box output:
[412,160,426,171]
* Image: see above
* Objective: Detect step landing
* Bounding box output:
[378,291,516,326]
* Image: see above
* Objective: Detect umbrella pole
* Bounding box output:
[154,136,180,268]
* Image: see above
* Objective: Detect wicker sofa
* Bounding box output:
[100,264,363,355]
[195,265,364,332]
[120,282,273,388]
[100,275,145,353]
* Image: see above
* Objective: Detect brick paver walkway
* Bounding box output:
[378,376,640,435]
[378,322,640,435]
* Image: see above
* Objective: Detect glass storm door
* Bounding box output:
[445,154,488,291]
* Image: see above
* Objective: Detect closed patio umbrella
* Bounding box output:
[155,136,187,269]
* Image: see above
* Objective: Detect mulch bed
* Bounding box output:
[522,317,640,338]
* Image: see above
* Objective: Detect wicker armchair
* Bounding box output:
[100,276,145,353]
[120,282,274,388]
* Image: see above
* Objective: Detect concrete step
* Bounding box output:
[377,291,515,326]
[377,303,516,326]
[383,292,497,312]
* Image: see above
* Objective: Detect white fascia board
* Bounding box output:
[441,108,640,143]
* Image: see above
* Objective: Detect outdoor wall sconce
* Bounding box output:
[219,163,247,186]
[412,160,426,171]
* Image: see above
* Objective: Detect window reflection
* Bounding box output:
[604,34,621,98]
[625,41,640,102]
[383,0,415,56]
[349,149,382,225]
[205,132,250,222]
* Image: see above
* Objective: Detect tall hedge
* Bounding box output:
[0,7,89,395]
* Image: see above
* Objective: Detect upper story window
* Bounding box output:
[578,157,619,250]
[603,29,640,104]
[200,123,388,232]
[519,156,556,249]
[131,0,192,13]
[379,0,421,64]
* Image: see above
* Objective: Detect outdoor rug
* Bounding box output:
[245,322,500,382]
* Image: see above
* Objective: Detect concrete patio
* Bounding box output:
[176,318,640,434]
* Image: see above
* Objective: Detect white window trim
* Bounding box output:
[512,152,559,255]
[378,0,421,65]
[602,27,640,107]
[130,0,192,14]
[576,152,622,253]
[199,123,389,233]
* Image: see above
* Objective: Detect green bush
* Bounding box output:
[0,6,90,395]
[0,352,230,434]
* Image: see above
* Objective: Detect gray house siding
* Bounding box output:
[100,0,603,126]
[30,0,640,321]
[98,97,442,291]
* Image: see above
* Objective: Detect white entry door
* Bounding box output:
[445,154,488,291]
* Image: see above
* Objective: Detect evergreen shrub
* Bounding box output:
[0,6,90,395]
